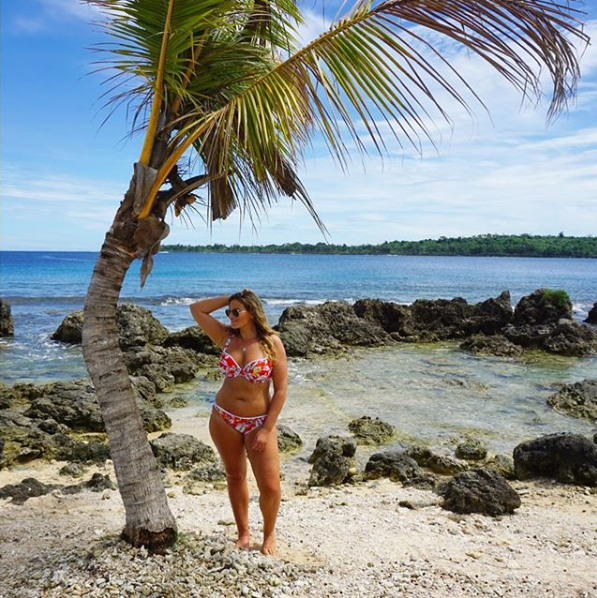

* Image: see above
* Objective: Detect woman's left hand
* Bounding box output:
[251,428,270,452]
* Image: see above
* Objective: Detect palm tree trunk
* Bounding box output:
[82,178,177,553]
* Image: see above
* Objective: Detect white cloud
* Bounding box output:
[12,0,101,34]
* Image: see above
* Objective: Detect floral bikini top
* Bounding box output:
[219,336,273,384]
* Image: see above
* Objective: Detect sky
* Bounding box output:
[1,0,596,250]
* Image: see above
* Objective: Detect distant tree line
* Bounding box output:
[161,234,597,257]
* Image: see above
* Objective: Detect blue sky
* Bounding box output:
[1,0,596,250]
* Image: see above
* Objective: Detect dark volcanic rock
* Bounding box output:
[585,302,597,325]
[24,380,104,432]
[512,289,572,326]
[353,299,413,338]
[51,311,84,344]
[455,438,488,461]
[277,301,390,357]
[0,299,15,336]
[503,290,596,356]
[150,433,217,471]
[440,468,521,516]
[513,433,597,486]
[163,326,220,355]
[24,379,170,434]
[308,436,357,487]
[123,345,206,391]
[0,474,116,505]
[0,478,54,504]
[348,416,394,446]
[404,446,468,475]
[52,303,169,348]
[547,379,597,422]
[277,425,303,453]
[364,451,422,482]
[541,320,597,357]
[356,292,512,343]
[460,334,523,357]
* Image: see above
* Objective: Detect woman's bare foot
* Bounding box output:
[235,533,251,550]
[261,534,276,555]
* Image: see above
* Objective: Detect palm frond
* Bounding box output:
[137,0,585,223]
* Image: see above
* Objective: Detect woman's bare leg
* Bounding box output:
[246,427,281,555]
[209,411,250,549]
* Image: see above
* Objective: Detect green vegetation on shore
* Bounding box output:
[161,234,596,257]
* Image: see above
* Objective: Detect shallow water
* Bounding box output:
[167,342,596,479]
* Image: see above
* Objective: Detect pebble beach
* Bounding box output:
[1,414,597,598]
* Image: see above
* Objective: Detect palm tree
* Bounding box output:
[81,0,587,552]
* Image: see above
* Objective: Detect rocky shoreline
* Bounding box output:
[1,289,597,596]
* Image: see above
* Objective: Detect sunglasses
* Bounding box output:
[225,308,247,318]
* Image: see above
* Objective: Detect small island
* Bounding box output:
[161,234,597,258]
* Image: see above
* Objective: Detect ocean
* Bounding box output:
[1,251,596,459]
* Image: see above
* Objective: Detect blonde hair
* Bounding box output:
[228,290,278,362]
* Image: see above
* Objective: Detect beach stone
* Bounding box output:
[59,463,86,478]
[459,334,523,357]
[52,303,169,348]
[585,302,597,325]
[455,438,488,461]
[150,433,217,471]
[51,310,84,344]
[0,477,55,505]
[547,379,597,422]
[440,468,521,516]
[513,433,597,486]
[163,326,220,355]
[277,425,303,453]
[364,451,422,482]
[59,439,111,464]
[123,345,206,391]
[62,473,116,494]
[404,446,468,475]
[23,379,171,435]
[308,436,357,487]
[348,416,394,445]
[182,464,227,493]
[0,299,15,337]
[277,302,390,357]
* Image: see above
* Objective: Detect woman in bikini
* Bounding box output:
[190,289,288,555]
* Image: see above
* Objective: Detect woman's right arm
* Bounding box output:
[190,296,230,347]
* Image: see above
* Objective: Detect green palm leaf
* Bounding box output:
[88,0,587,227]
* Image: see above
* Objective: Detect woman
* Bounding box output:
[190,289,288,555]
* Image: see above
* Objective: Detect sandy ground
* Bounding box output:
[2,411,597,597]
[1,452,597,598]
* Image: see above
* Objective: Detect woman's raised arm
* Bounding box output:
[190,296,230,347]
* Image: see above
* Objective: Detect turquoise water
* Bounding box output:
[1,251,596,383]
[1,251,595,457]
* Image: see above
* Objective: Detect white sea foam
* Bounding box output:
[264,298,328,306]
[572,302,592,320]
[161,297,195,306]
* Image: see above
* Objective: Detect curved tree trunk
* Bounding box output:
[82,176,177,554]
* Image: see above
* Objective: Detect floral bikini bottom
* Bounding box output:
[212,403,268,435]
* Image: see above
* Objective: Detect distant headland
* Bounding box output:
[161,234,596,258]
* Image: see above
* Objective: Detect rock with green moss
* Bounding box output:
[455,438,488,461]
[277,425,302,453]
[547,379,597,422]
[348,416,394,446]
